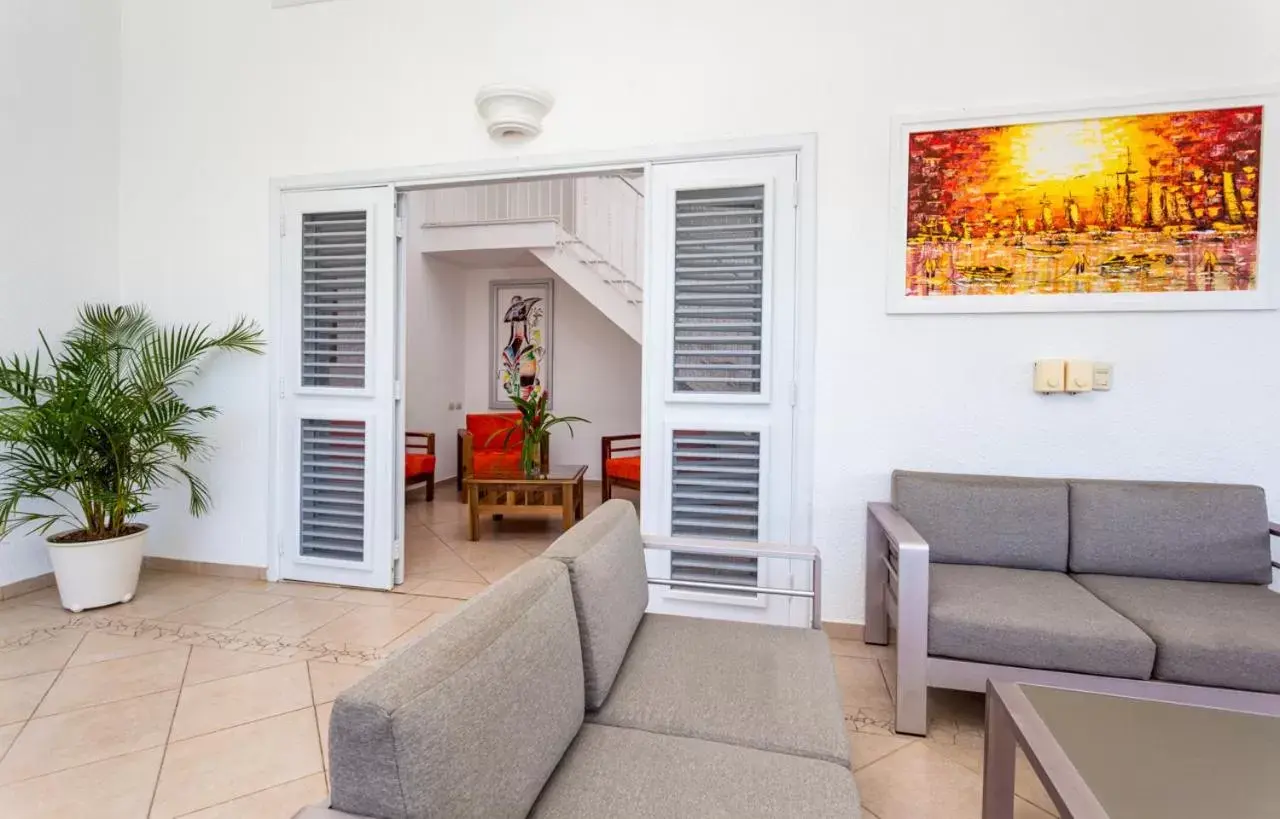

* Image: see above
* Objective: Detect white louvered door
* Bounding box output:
[643,155,805,625]
[277,187,398,589]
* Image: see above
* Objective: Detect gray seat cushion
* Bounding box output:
[1068,479,1272,583]
[328,560,584,819]
[542,499,649,709]
[929,563,1156,679]
[530,724,861,819]
[588,613,850,766]
[1074,574,1280,693]
[893,470,1069,571]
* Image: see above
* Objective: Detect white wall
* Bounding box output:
[404,193,466,481]
[0,1,121,586]
[462,267,641,479]
[116,0,1280,619]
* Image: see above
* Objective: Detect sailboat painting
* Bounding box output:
[891,99,1274,313]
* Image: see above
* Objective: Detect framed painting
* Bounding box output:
[489,279,554,409]
[887,91,1278,313]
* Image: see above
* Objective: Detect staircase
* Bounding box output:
[419,176,644,343]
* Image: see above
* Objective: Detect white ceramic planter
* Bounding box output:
[45,526,146,613]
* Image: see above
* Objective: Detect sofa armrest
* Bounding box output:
[865,502,930,736]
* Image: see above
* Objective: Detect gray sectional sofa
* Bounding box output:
[865,471,1280,736]
[298,500,859,819]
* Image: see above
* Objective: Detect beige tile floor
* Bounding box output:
[0,484,1057,819]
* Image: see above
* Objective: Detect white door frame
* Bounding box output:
[266,134,818,582]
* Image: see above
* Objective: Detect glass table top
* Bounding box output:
[1017,685,1280,819]
[466,464,587,483]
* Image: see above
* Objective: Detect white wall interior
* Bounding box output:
[462,266,642,479]
[114,0,1280,620]
[0,0,121,587]
[404,192,467,483]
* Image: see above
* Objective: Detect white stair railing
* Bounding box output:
[421,175,644,302]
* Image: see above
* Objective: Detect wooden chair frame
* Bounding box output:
[601,433,641,502]
[405,431,436,502]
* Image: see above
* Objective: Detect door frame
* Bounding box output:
[267,134,818,582]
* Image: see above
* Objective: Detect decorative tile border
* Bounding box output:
[1,611,389,666]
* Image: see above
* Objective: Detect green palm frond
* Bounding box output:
[0,304,263,540]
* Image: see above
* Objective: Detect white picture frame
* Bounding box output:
[489,279,554,409]
[886,88,1280,314]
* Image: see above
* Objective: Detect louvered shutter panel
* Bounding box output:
[302,211,368,389]
[669,430,761,593]
[672,186,764,394]
[299,419,366,561]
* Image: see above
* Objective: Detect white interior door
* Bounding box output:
[277,186,399,589]
[641,154,805,625]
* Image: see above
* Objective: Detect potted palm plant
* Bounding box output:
[0,305,263,612]
[490,391,588,477]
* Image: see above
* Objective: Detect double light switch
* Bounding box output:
[1034,360,1113,394]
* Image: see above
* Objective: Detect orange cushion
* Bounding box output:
[467,413,523,452]
[605,455,641,482]
[474,450,522,476]
[405,453,436,478]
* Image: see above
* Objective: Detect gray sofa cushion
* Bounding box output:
[928,563,1156,679]
[1074,574,1280,694]
[542,499,649,709]
[328,560,584,819]
[588,613,850,766]
[893,470,1069,571]
[1068,480,1271,583]
[530,724,861,819]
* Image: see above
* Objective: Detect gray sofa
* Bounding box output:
[865,471,1280,736]
[299,500,859,818]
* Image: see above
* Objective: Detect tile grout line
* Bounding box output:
[0,631,86,769]
[146,644,193,819]
[170,771,325,819]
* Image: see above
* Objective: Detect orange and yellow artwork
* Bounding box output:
[905,106,1263,297]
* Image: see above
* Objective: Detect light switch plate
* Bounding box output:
[1034,359,1066,393]
[1066,360,1094,393]
[1092,363,1113,391]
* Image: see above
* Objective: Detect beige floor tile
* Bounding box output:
[150,708,324,819]
[848,731,916,771]
[0,631,84,680]
[179,772,329,818]
[926,733,1059,817]
[404,579,489,600]
[0,745,163,819]
[112,585,225,620]
[67,631,177,667]
[382,615,444,656]
[308,661,372,705]
[0,689,177,784]
[170,662,313,741]
[0,722,21,760]
[856,742,1052,819]
[0,604,73,640]
[448,542,533,583]
[833,655,894,712]
[829,636,894,661]
[35,646,188,717]
[258,582,345,601]
[183,645,297,686]
[330,589,403,608]
[880,659,897,701]
[407,563,488,583]
[315,702,333,772]
[0,671,58,726]
[305,606,430,648]
[165,591,288,628]
[235,599,353,637]
[396,595,464,615]
[6,586,64,609]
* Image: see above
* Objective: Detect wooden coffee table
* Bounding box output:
[463,464,587,541]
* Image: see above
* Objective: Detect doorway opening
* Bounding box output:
[399,171,645,589]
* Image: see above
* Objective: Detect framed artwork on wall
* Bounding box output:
[886,90,1278,313]
[490,279,554,409]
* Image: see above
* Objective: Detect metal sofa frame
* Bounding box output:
[864,502,1280,736]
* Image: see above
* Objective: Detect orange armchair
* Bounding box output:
[456,412,550,493]
[602,434,641,501]
[405,431,437,501]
